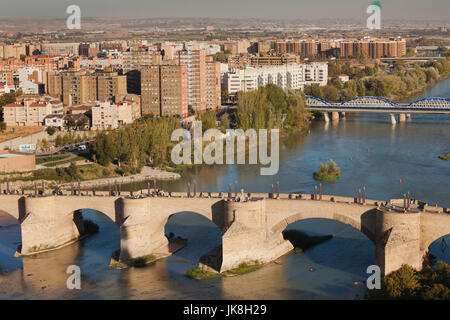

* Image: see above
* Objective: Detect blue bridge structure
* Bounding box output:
[305,96,450,124]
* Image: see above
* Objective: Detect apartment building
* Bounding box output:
[0,43,27,59]
[47,70,126,106]
[223,40,251,55]
[24,55,59,71]
[228,54,300,68]
[275,40,318,56]
[222,62,328,96]
[99,41,127,52]
[79,43,98,57]
[3,99,53,126]
[96,71,127,103]
[61,71,97,106]
[223,64,305,96]
[91,100,140,129]
[141,65,188,118]
[0,71,14,86]
[205,56,221,110]
[41,43,80,56]
[340,38,406,58]
[304,62,328,86]
[122,46,154,73]
[177,49,207,113]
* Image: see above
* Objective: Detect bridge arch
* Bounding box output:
[52,196,117,223]
[427,234,450,265]
[0,195,24,221]
[164,211,223,263]
[407,97,450,109]
[269,208,377,244]
[306,95,333,106]
[339,96,398,107]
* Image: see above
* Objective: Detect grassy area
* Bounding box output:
[132,254,157,268]
[0,162,120,184]
[165,164,192,174]
[225,262,262,275]
[0,126,43,143]
[185,261,262,280]
[42,156,89,167]
[185,267,224,280]
[438,153,450,161]
[36,154,71,165]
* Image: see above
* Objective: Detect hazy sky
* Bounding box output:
[0,0,448,20]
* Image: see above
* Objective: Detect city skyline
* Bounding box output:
[0,0,449,21]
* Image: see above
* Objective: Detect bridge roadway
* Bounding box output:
[0,190,449,276]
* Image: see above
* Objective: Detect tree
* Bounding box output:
[65,162,79,180]
[46,126,57,136]
[0,122,6,132]
[322,85,340,102]
[220,113,230,133]
[221,90,229,103]
[55,134,64,147]
[41,138,49,149]
[198,110,217,132]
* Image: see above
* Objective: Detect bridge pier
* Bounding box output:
[375,210,422,276]
[19,197,86,255]
[118,198,171,263]
[340,112,346,118]
[322,112,330,123]
[389,114,397,125]
[398,113,406,123]
[331,111,339,122]
[218,199,293,272]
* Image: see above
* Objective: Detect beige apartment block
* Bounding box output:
[91,100,140,130]
[48,70,126,106]
[3,100,53,126]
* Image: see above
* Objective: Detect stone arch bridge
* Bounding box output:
[0,192,449,275]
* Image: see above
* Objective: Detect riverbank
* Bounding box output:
[0,164,180,191]
[60,166,180,189]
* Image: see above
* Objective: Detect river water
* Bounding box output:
[0,78,449,299]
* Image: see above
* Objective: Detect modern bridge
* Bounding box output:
[0,186,449,276]
[306,96,450,124]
